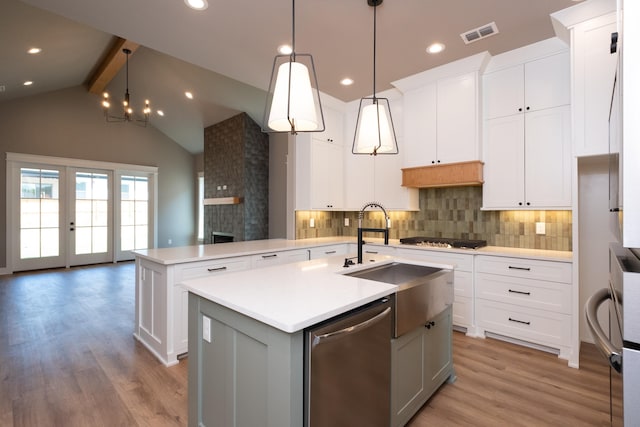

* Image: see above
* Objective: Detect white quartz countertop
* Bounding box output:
[133,237,353,265]
[181,254,453,334]
[134,236,572,264]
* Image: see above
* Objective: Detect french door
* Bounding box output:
[8,154,157,272]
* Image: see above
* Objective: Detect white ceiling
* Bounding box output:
[1,0,583,153]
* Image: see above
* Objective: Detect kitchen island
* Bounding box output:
[182,254,454,427]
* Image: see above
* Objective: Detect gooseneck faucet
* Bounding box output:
[357,202,390,264]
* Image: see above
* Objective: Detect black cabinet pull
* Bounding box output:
[509,317,531,325]
[425,321,435,329]
[325,250,336,255]
[518,202,523,206]
[208,266,227,272]
[508,289,531,295]
[508,266,531,271]
[518,107,523,112]
[431,160,436,164]
[526,202,531,206]
[262,254,278,259]
[365,250,379,254]
[526,106,530,111]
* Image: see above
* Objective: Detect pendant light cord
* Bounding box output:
[291,0,296,61]
[372,2,377,101]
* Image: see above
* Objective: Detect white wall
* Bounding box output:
[0,85,196,269]
[578,156,618,342]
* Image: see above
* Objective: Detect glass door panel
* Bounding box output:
[13,167,65,270]
[120,175,149,257]
[69,170,112,266]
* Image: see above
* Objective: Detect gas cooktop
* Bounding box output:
[399,236,487,249]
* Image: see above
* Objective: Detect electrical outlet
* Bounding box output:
[168,238,172,245]
[344,217,350,227]
[535,222,546,235]
[309,218,315,228]
[203,316,211,343]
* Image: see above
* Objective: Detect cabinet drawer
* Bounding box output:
[476,255,571,283]
[476,273,571,314]
[396,248,473,271]
[476,299,571,348]
[251,249,310,268]
[362,245,396,256]
[309,244,348,259]
[176,257,250,282]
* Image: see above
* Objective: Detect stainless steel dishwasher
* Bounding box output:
[304,297,393,427]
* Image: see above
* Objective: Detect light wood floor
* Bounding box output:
[0,263,617,426]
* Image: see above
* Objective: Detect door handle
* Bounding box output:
[312,307,391,348]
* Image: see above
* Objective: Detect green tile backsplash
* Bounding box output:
[295,186,572,251]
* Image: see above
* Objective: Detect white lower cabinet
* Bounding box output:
[391,306,453,427]
[475,255,573,360]
[396,248,475,332]
[136,248,309,366]
[136,256,250,366]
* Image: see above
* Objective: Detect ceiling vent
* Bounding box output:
[460,22,499,45]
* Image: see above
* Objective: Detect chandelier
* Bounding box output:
[102,48,151,126]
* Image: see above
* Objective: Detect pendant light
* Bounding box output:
[262,0,325,134]
[352,0,398,155]
[101,48,151,126]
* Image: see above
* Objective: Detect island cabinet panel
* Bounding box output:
[188,293,304,427]
[391,306,453,427]
[136,260,168,362]
[250,248,310,268]
[308,244,348,259]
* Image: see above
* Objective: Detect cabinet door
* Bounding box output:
[483,65,525,120]
[573,14,618,157]
[320,106,344,145]
[310,138,344,209]
[424,308,453,398]
[482,114,526,209]
[524,52,570,112]
[436,72,479,163]
[524,105,572,208]
[403,84,437,166]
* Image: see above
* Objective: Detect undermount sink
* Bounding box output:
[344,262,454,337]
[343,262,441,285]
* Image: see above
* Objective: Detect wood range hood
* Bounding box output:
[402,160,483,188]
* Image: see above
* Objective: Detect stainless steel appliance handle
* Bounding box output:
[585,287,623,373]
[312,307,391,348]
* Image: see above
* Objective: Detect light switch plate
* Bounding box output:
[310,218,315,228]
[344,217,350,227]
[203,316,211,342]
[536,222,546,235]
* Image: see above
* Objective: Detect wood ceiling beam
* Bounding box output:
[87,37,140,94]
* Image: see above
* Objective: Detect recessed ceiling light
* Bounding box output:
[157,110,165,116]
[426,43,445,54]
[184,0,208,10]
[340,78,354,86]
[23,81,33,86]
[278,45,293,55]
[28,47,41,54]
[185,91,194,99]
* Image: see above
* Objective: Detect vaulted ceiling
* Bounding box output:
[1,0,583,153]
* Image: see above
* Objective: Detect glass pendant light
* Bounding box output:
[262,0,325,134]
[352,0,398,155]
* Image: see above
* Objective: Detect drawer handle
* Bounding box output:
[365,251,379,254]
[508,317,531,325]
[508,289,531,296]
[508,266,531,271]
[325,250,337,255]
[207,266,227,272]
[262,254,278,259]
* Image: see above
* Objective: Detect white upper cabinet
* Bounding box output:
[571,12,618,157]
[343,94,418,211]
[295,104,345,210]
[483,51,570,120]
[482,40,572,210]
[394,52,489,168]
